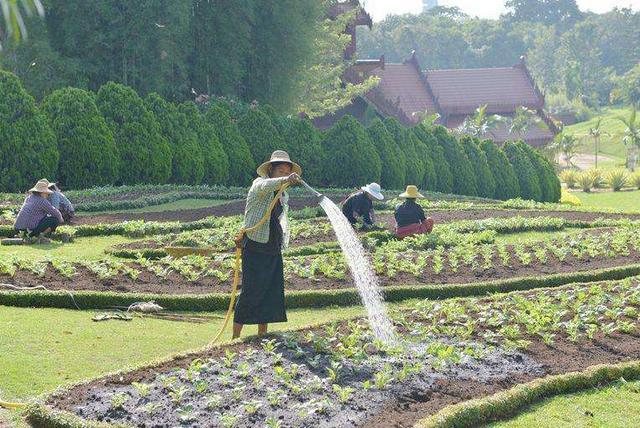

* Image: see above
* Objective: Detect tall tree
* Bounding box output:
[246,0,323,111]
[503,0,583,31]
[46,0,191,100]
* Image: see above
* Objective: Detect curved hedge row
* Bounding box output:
[2,264,639,312]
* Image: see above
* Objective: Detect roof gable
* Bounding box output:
[425,61,544,115]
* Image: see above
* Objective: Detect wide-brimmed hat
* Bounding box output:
[28,179,54,194]
[399,185,424,199]
[361,182,384,200]
[256,150,302,178]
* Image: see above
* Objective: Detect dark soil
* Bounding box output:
[363,333,640,428]
[43,327,640,428]
[3,249,639,295]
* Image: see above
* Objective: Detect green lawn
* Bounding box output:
[0,235,140,262]
[0,303,410,401]
[77,198,233,216]
[491,378,640,427]
[570,190,640,213]
[564,107,632,165]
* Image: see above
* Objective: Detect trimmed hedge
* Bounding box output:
[96,82,172,185]
[41,87,119,189]
[480,139,519,200]
[367,118,406,189]
[417,360,640,428]
[3,264,640,312]
[0,71,59,193]
[322,115,382,187]
[145,93,204,185]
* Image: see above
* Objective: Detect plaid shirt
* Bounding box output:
[244,177,290,248]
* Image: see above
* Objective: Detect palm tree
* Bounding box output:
[588,118,609,169]
[0,0,43,51]
[617,107,640,171]
[508,106,542,139]
[456,104,504,139]
[553,133,578,168]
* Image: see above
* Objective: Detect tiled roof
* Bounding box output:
[355,58,437,125]
[425,64,544,115]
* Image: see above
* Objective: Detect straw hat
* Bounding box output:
[28,179,54,194]
[256,150,302,178]
[361,182,384,200]
[399,185,424,199]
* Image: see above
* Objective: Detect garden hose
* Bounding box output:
[210,181,292,344]
[0,399,25,410]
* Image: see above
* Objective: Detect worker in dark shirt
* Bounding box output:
[341,182,384,230]
[394,185,434,239]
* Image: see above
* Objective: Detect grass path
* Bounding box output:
[491,378,640,427]
[0,235,140,262]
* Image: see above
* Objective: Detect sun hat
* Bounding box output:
[28,179,54,194]
[256,150,302,178]
[399,185,424,199]
[361,182,384,200]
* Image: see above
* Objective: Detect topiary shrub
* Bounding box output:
[479,140,520,200]
[179,102,229,185]
[412,132,437,191]
[384,118,425,187]
[321,115,381,188]
[282,117,324,186]
[413,124,453,194]
[42,87,119,189]
[460,136,496,198]
[237,106,283,164]
[145,93,204,185]
[517,141,561,202]
[367,118,406,189]
[0,71,59,192]
[205,105,254,186]
[504,141,542,201]
[96,82,172,184]
[433,125,478,196]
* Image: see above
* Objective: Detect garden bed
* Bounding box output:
[2,227,639,295]
[29,277,640,427]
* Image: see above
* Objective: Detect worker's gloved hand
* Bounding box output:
[287,173,301,185]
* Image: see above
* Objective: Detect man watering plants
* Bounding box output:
[232,150,301,339]
[341,182,384,230]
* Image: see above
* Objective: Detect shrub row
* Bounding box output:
[1,71,559,201]
[2,264,639,312]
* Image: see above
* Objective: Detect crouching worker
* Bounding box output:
[14,179,64,238]
[341,182,384,230]
[48,183,75,223]
[233,151,302,339]
[394,185,434,239]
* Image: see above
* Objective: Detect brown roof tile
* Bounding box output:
[426,66,544,115]
[364,63,438,123]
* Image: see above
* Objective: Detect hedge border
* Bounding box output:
[415,360,640,428]
[2,263,640,312]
